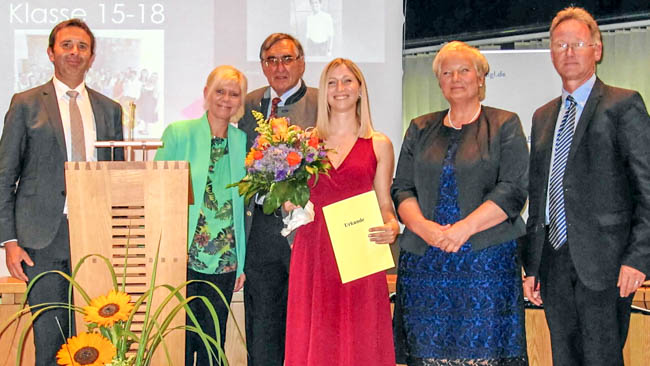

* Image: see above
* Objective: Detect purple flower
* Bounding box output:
[275,169,288,181]
[247,144,304,182]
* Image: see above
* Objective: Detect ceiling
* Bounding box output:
[404,0,650,48]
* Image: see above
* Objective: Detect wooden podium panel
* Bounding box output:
[0,277,33,366]
[65,161,189,365]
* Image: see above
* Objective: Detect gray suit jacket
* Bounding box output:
[524,78,650,290]
[238,80,318,243]
[0,81,124,249]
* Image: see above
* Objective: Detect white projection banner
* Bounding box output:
[0,0,404,149]
[482,50,563,141]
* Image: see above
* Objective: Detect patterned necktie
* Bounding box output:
[269,97,282,118]
[67,90,86,161]
[548,95,577,250]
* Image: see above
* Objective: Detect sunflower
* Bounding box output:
[56,332,116,366]
[84,289,134,327]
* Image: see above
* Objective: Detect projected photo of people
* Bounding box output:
[12,30,164,139]
[13,31,51,92]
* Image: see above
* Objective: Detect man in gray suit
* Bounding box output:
[0,19,123,365]
[524,7,650,366]
[238,33,317,366]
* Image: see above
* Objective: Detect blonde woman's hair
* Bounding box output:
[316,58,374,140]
[203,65,248,123]
[432,41,490,101]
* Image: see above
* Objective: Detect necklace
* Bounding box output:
[447,104,481,130]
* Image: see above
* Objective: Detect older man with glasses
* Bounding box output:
[238,33,318,366]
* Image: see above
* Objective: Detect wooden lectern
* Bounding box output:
[65,161,189,365]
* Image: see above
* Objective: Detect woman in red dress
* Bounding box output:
[284,58,399,366]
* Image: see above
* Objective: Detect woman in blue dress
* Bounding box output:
[392,41,529,365]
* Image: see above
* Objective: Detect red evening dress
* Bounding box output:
[284,138,396,366]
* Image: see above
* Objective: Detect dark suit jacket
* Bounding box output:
[524,78,650,291]
[0,81,123,250]
[392,106,529,255]
[238,80,318,243]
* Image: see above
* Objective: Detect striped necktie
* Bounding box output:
[67,90,86,161]
[548,95,577,250]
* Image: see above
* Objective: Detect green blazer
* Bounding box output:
[155,114,247,277]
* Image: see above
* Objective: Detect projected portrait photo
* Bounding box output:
[246,0,384,63]
[299,0,339,59]
[246,0,342,62]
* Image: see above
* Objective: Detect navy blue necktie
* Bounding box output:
[548,95,577,250]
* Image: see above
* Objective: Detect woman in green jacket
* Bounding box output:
[155,65,247,365]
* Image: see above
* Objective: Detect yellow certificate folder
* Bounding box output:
[322,190,395,283]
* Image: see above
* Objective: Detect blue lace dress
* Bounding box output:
[396,128,528,366]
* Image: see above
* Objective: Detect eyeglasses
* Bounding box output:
[551,41,596,52]
[262,55,301,67]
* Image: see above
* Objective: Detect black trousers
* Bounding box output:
[185,268,236,366]
[539,241,634,366]
[22,217,74,366]
[243,204,290,366]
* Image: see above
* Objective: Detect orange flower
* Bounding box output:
[245,152,255,166]
[308,134,319,148]
[253,150,264,160]
[257,136,270,147]
[56,332,116,366]
[270,118,289,139]
[287,151,302,166]
[83,290,134,327]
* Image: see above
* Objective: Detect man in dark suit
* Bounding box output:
[523,7,650,366]
[238,33,317,366]
[0,19,123,365]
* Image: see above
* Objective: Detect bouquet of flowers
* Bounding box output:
[229,110,331,216]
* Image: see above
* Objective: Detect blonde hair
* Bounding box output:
[203,65,248,123]
[316,58,374,139]
[551,7,602,45]
[432,41,489,101]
